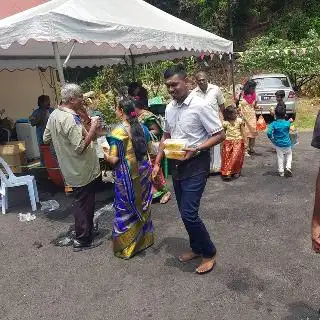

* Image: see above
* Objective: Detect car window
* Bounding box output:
[254,77,290,89]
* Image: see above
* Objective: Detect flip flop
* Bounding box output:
[195,266,214,275]
[178,253,201,263]
[195,259,216,275]
[160,192,172,204]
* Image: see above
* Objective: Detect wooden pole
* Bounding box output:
[129,49,136,81]
[230,53,236,99]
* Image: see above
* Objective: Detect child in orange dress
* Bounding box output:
[221,105,246,181]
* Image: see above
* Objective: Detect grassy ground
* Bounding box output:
[294,97,319,130]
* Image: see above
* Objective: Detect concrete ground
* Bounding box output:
[0,132,319,320]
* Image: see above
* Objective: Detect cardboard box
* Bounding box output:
[0,141,27,173]
[7,141,26,152]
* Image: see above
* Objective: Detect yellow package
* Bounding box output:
[163,139,187,151]
[164,150,186,160]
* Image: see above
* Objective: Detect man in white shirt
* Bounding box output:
[153,65,225,275]
[193,72,225,173]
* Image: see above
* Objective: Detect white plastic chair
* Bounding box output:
[0,157,39,214]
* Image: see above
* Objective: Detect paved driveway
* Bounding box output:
[0,132,319,320]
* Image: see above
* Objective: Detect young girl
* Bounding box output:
[221,105,246,181]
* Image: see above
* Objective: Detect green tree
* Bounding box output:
[239,30,320,91]
[79,59,196,123]
[145,0,320,47]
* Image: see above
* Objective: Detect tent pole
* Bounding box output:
[129,49,136,81]
[63,40,77,68]
[230,53,236,98]
[52,42,65,85]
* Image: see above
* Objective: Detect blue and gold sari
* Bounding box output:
[107,124,154,259]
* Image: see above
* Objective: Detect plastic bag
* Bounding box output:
[96,136,109,159]
[102,170,114,183]
[40,200,60,212]
[290,124,299,147]
[256,115,267,132]
[290,130,299,146]
[149,141,160,156]
[19,213,36,222]
[149,132,160,156]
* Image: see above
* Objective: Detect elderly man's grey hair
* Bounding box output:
[61,83,83,104]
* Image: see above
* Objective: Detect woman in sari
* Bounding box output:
[239,80,258,155]
[104,99,154,259]
[133,97,171,204]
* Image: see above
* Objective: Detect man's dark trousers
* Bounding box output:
[173,173,216,258]
[72,178,99,243]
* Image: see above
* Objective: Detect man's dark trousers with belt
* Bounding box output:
[172,151,217,258]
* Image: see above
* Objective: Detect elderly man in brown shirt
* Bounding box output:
[44,83,101,252]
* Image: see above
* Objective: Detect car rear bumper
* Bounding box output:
[255,101,296,115]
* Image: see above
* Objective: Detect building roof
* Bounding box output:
[0,0,46,19]
[0,0,233,70]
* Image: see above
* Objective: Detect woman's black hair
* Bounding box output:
[127,82,140,97]
[119,99,148,162]
[243,80,257,95]
[133,97,148,110]
[164,63,187,80]
[223,105,237,121]
[275,102,287,119]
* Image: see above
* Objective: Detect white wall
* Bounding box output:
[0,68,59,121]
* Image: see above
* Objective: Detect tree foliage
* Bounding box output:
[146,0,229,35]
[145,0,320,47]
[240,30,320,91]
[77,59,196,123]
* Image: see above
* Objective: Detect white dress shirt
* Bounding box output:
[164,93,223,148]
[192,83,225,112]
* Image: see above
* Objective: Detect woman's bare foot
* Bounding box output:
[195,257,216,274]
[160,191,172,204]
[178,251,201,263]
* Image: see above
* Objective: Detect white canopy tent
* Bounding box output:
[0,0,233,84]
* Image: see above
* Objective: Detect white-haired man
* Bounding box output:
[44,83,101,252]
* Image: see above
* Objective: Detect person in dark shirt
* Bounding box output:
[270,90,286,121]
[29,95,54,165]
[30,95,54,145]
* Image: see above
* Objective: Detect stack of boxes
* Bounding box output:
[0,141,27,173]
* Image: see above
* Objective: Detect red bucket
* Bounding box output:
[40,144,64,187]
